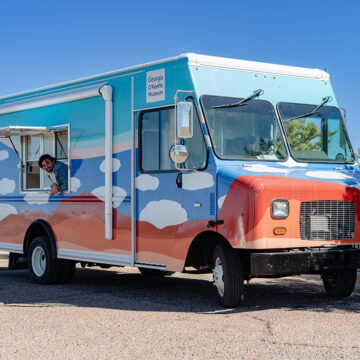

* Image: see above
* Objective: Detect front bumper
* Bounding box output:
[250,247,360,277]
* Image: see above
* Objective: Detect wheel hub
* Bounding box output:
[212,257,224,297]
[31,246,46,277]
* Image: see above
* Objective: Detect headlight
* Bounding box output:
[271,199,289,219]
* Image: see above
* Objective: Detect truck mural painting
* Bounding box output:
[0,53,359,307]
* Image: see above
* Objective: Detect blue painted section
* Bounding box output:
[0,55,358,232]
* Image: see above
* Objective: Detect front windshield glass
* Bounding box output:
[201,95,287,160]
[278,102,355,163]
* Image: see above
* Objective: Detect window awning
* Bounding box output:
[0,126,50,137]
[0,125,68,137]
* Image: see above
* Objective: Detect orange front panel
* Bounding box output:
[218,175,360,249]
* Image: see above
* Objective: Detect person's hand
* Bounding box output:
[50,185,60,196]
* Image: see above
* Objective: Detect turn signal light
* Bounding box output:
[273,227,287,235]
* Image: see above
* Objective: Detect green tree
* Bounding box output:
[284,118,337,151]
[285,119,321,151]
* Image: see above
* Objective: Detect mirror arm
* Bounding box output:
[174,90,195,103]
[174,90,195,169]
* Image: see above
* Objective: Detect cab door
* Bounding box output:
[136,106,182,265]
[135,99,209,267]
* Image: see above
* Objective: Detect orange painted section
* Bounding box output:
[217,175,360,249]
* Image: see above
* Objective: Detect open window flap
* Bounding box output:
[0,126,51,137]
[47,124,69,132]
[0,124,69,137]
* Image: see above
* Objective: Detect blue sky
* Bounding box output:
[1,0,359,153]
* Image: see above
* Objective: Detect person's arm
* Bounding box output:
[56,163,68,192]
[50,184,60,196]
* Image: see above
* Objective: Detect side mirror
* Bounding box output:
[177,102,193,138]
[169,145,189,164]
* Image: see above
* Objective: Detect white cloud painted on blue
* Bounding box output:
[139,200,187,229]
[182,172,214,190]
[91,186,127,208]
[24,193,50,205]
[136,174,159,191]
[99,158,121,173]
[71,177,81,192]
[0,178,15,195]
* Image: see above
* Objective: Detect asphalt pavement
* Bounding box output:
[0,256,359,360]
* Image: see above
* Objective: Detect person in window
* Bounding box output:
[38,154,68,195]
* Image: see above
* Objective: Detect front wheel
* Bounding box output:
[322,267,357,298]
[212,243,244,307]
[28,236,61,285]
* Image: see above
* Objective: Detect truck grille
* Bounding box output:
[300,201,355,240]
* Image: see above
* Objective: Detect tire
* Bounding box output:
[57,260,76,284]
[322,267,357,298]
[138,267,175,277]
[27,236,61,285]
[212,243,244,307]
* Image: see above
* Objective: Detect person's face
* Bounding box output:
[41,158,55,172]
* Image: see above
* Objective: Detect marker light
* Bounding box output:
[271,199,289,219]
[274,227,287,235]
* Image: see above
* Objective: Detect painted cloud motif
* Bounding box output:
[0,150,9,161]
[218,195,226,209]
[279,157,307,168]
[139,200,187,229]
[244,164,289,174]
[305,171,352,180]
[113,187,127,208]
[182,172,214,190]
[100,158,121,173]
[71,177,81,192]
[91,186,127,208]
[0,204,17,221]
[24,193,50,205]
[136,174,159,191]
[0,178,15,195]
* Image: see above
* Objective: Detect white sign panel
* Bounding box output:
[146,69,165,103]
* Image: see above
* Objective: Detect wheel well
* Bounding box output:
[24,220,57,258]
[185,231,250,278]
[185,231,228,270]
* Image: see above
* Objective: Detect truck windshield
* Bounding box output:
[277,102,355,163]
[201,95,287,160]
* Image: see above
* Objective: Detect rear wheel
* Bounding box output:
[212,243,244,307]
[28,236,61,285]
[322,267,357,297]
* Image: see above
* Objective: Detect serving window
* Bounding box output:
[0,125,70,192]
[21,129,69,190]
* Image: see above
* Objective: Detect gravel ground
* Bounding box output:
[0,255,359,360]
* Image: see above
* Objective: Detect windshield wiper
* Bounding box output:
[284,96,333,122]
[211,89,264,109]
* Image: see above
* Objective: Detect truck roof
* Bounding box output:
[0,53,329,101]
[185,53,329,80]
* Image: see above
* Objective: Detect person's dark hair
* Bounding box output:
[38,154,56,168]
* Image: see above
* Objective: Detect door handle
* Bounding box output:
[176,173,182,188]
